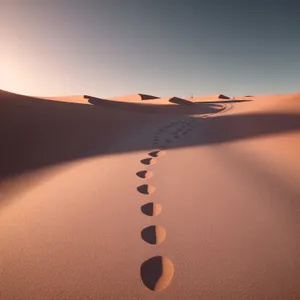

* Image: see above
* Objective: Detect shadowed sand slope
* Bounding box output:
[86,95,211,112]
[0,90,300,183]
[169,97,194,106]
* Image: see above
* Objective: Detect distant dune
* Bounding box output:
[218,94,230,99]
[39,93,160,104]
[39,95,88,104]
[1,88,300,300]
[110,93,160,102]
[191,93,231,102]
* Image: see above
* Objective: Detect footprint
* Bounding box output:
[149,150,166,158]
[141,158,156,165]
[136,170,153,179]
[141,203,162,216]
[140,256,174,292]
[137,184,156,195]
[141,225,166,245]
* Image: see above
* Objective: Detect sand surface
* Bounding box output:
[0,90,300,299]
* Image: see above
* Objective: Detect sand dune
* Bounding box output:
[191,93,231,102]
[40,93,160,104]
[110,93,160,102]
[39,95,88,104]
[1,88,300,299]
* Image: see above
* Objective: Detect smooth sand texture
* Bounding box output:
[0,89,300,299]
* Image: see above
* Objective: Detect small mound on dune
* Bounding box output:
[191,94,230,102]
[169,97,194,106]
[110,94,160,102]
[139,94,160,100]
[218,94,230,99]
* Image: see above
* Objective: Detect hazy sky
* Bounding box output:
[1,0,300,98]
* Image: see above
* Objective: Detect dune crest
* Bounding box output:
[110,93,160,102]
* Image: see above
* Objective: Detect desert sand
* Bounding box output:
[0,89,300,299]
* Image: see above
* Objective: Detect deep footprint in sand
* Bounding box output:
[141,225,166,245]
[149,150,166,158]
[136,170,153,179]
[141,256,174,292]
[141,158,156,165]
[141,202,162,216]
[137,184,156,195]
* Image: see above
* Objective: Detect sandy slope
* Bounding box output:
[0,89,300,300]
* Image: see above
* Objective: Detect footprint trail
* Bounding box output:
[136,127,176,291]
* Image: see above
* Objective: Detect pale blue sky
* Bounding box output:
[1,0,299,98]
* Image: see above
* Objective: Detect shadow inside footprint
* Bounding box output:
[149,150,166,158]
[141,225,166,245]
[140,256,174,292]
[136,170,153,179]
[137,184,156,195]
[141,158,156,165]
[141,202,162,216]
